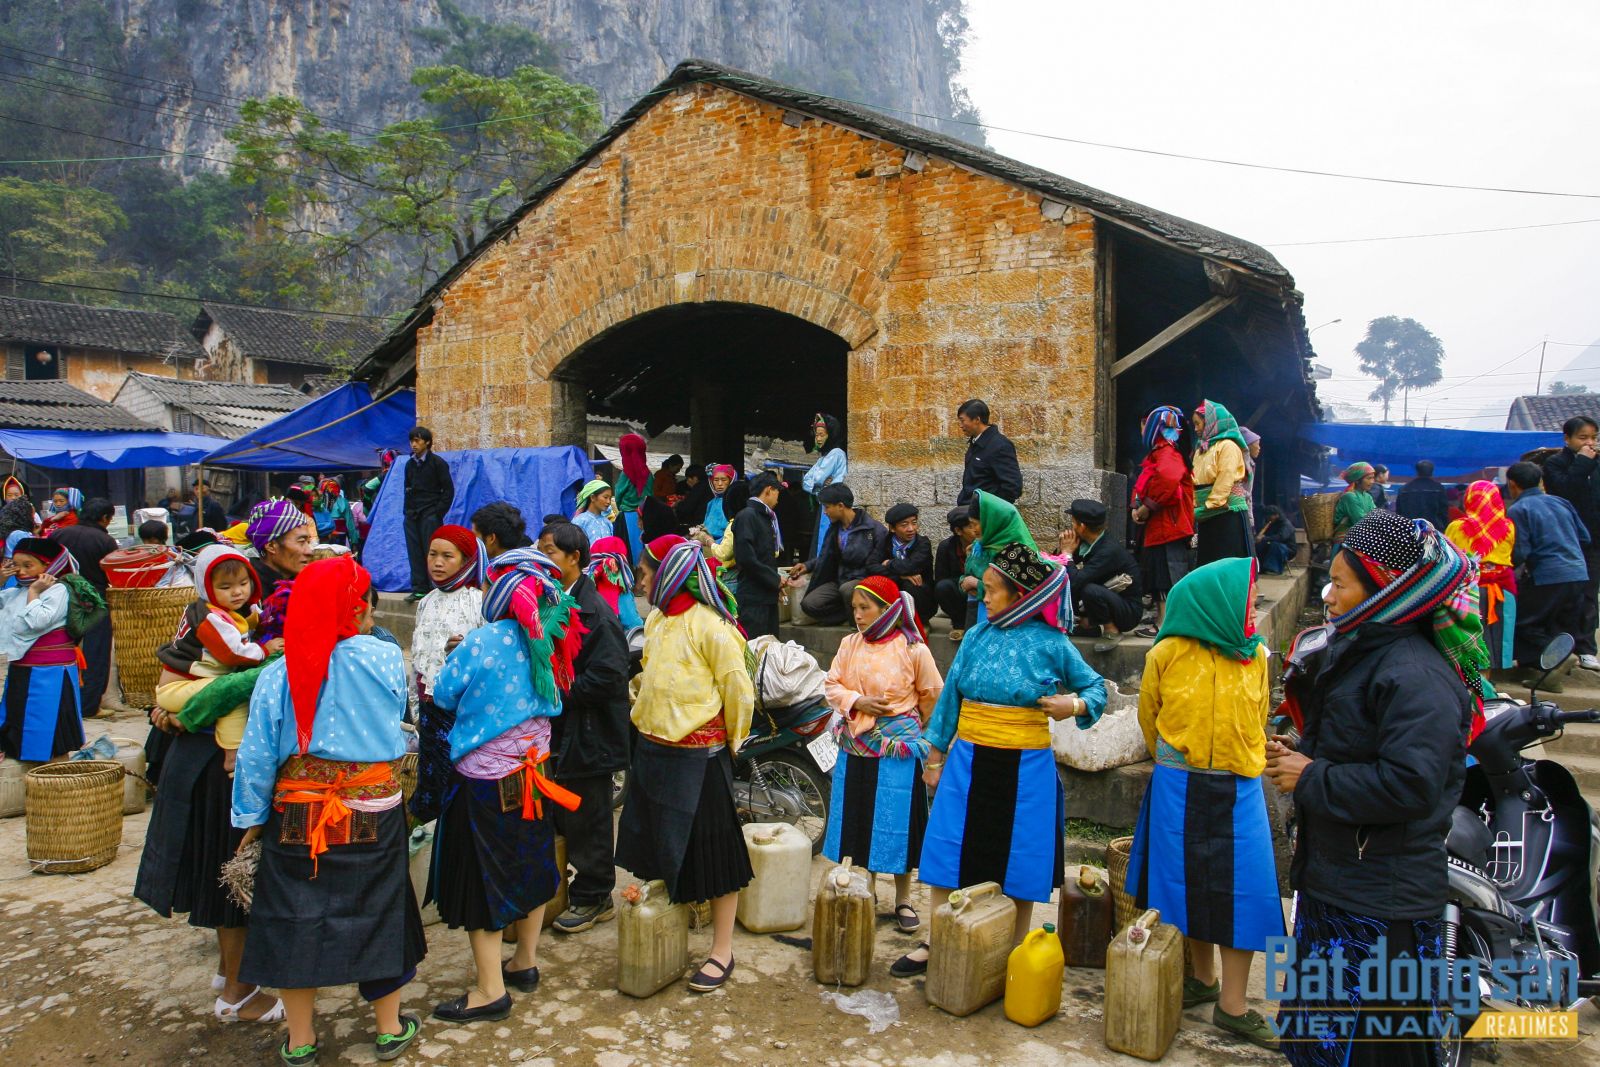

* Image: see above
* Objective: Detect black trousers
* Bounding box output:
[801,579,862,626]
[80,612,112,713]
[1515,580,1585,667]
[739,600,780,639]
[404,507,448,594]
[1076,584,1142,632]
[1580,544,1600,656]
[552,772,617,908]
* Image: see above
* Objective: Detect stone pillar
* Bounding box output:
[550,378,588,449]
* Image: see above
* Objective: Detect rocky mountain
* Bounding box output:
[104,0,983,173]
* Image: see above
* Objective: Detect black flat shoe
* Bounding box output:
[687,956,734,993]
[890,942,930,978]
[502,962,540,993]
[431,992,512,1023]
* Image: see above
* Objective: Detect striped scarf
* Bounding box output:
[832,710,929,761]
[861,588,924,645]
[751,498,783,553]
[648,539,738,625]
[990,560,1074,634]
[482,550,582,702]
[584,550,634,595]
[435,538,487,592]
[1141,405,1184,453]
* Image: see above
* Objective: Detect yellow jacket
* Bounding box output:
[1192,439,1246,509]
[631,602,755,747]
[1138,635,1270,778]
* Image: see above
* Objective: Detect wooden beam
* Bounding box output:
[1111,294,1237,379]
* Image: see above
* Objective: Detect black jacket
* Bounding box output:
[958,426,1022,504]
[551,575,632,777]
[1395,477,1450,531]
[49,523,119,590]
[1542,447,1600,540]
[404,451,454,516]
[1288,622,1474,919]
[810,507,889,586]
[732,501,782,605]
[1071,534,1142,605]
[933,534,970,585]
[868,533,933,585]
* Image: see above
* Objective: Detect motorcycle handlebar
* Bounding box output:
[1553,708,1600,725]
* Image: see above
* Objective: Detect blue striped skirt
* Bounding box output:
[1125,762,1284,950]
[919,739,1063,903]
[823,750,927,875]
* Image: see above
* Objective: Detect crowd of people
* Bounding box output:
[0,392,1595,1064]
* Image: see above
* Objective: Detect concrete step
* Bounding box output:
[1541,724,1600,759]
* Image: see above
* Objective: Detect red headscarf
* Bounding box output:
[619,433,651,495]
[285,556,372,755]
[1456,480,1512,559]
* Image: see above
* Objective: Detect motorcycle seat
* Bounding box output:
[1446,806,1493,870]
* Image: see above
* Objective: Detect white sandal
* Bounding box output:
[211,973,225,992]
[214,986,286,1024]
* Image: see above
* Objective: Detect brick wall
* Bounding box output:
[417,82,1110,537]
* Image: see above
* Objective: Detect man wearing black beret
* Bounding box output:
[867,502,935,622]
[1064,498,1143,649]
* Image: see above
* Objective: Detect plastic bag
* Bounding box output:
[70,735,117,761]
[1050,680,1149,772]
[749,635,826,710]
[821,988,900,1033]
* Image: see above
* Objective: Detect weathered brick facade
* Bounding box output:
[417,80,1112,532]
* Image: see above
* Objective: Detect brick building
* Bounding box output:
[358,60,1318,536]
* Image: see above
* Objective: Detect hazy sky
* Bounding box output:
[961,2,1600,428]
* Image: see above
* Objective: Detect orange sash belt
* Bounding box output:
[518,742,581,821]
[274,761,396,876]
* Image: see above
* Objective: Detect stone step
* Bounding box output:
[1553,751,1600,805]
[1541,724,1600,760]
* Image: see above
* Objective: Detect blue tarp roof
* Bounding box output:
[202,383,415,472]
[0,428,231,470]
[363,446,592,592]
[1300,423,1560,478]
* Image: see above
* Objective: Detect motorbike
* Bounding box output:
[732,699,835,855]
[1443,632,1600,1064]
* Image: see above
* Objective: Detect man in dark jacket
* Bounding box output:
[956,399,1022,505]
[1065,499,1142,643]
[787,483,888,625]
[867,503,935,622]
[1394,459,1449,530]
[50,496,117,716]
[733,473,785,638]
[1507,461,1591,687]
[404,425,455,599]
[537,522,632,934]
[933,505,979,630]
[1541,415,1600,669]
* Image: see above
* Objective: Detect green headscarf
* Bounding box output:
[576,478,611,509]
[1155,556,1264,663]
[964,490,1038,580]
[1197,399,1250,455]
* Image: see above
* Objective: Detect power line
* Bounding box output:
[1270,217,1600,246]
[0,274,392,320]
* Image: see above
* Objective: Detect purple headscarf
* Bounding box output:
[247,499,311,553]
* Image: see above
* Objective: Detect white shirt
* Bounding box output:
[411,585,484,698]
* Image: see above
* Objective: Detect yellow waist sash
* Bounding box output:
[956,700,1051,750]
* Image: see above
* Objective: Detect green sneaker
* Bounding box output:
[279,1042,318,1067]
[1213,1005,1280,1050]
[1182,976,1221,1008]
[375,1013,421,1061]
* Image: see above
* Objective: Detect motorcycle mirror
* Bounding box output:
[1540,634,1575,673]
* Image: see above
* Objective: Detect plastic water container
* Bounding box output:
[1104,908,1184,1061]
[0,758,33,818]
[1057,863,1113,968]
[812,857,875,986]
[616,880,689,997]
[737,822,811,932]
[109,736,148,815]
[1005,924,1065,1026]
[926,881,1016,1016]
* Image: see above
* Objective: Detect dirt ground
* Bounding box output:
[0,707,1595,1067]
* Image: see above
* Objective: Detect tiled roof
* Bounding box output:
[120,372,307,436]
[0,380,154,431]
[0,295,203,360]
[1506,394,1600,431]
[197,304,387,369]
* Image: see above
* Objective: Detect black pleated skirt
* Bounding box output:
[133,730,248,929]
[615,740,753,905]
[239,804,426,990]
[1195,510,1253,566]
[432,771,560,932]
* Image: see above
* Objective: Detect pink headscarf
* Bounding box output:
[619,433,651,494]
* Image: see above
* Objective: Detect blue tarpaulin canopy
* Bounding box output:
[0,428,231,470]
[203,383,415,472]
[362,446,592,592]
[1299,423,1561,479]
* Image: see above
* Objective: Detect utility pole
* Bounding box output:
[1536,338,1549,395]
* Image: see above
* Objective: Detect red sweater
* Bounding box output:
[1133,442,1195,547]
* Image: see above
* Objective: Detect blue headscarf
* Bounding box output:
[1141,405,1184,453]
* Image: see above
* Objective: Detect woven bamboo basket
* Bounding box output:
[396,752,419,806]
[107,585,191,708]
[25,760,125,874]
[1106,836,1138,932]
[1302,492,1341,545]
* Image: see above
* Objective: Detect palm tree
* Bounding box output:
[1355,316,1445,424]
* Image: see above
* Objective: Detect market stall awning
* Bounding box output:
[1299,422,1560,478]
[202,383,415,471]
[0,428,231,470]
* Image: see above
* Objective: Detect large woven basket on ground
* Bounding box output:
[1302,491,1341,545]
[25,760,124,874]
[107,585,191,708]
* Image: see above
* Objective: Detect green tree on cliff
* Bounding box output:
[1355,316,1445,424]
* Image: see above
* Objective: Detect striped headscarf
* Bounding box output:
[1337,510,1494,724]
[1141,405,1184,453]
[482,548,582,701]
[987,541,1074,634]
[584,535,634,595]
[645,535,738,625]
[429,524,485,592]
[247,499,311,553]
[52,487,83,513]
[12,536,76,578]
[1195,400,1248,454]
[856,574,925,645]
